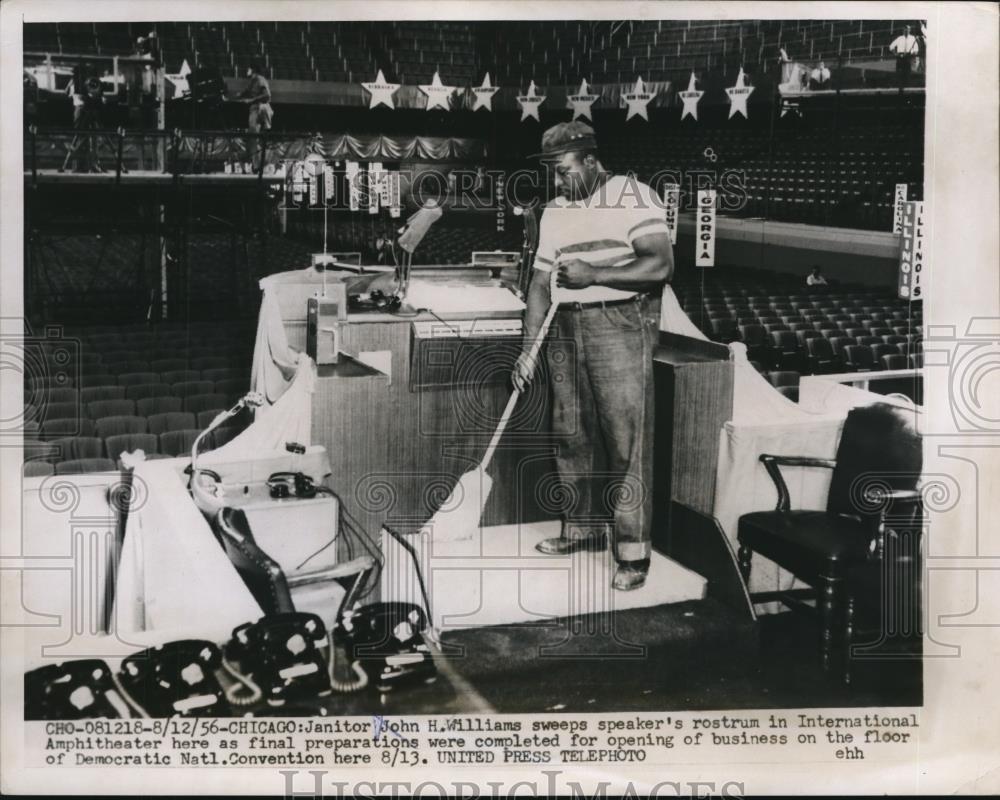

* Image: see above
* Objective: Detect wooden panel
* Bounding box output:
[651,335,734,554]
[310,318,555,537]
[670,359,733,512]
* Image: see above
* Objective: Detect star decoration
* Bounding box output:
[679,71,704,121]
[517,80,546,122]
[164,58,191,97]
[471,72,500,112]
[623,76,656,121]
[361,69,400,110]
[567,78,599,121]
[726,67,754,119]
[419,71,455,111]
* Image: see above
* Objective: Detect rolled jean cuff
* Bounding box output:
[562,521,610,542]
[616,541,652,561]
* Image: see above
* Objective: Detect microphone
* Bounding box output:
[190,391,264,500]
[397,203,443,254]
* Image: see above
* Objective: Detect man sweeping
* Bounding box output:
[512,121,674,591]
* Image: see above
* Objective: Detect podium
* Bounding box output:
[651,332,734,557]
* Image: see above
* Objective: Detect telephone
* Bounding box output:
[266,471,318,500]
[348,288,402,314]
[335,602,436,693]
[223,613,331,707]
[118,640,230,717]
[24,659,126,720]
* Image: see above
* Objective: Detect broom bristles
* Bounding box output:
[420,466,494,542]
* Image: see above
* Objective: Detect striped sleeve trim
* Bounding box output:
[533,255,554,272]
[556,239,630,257]
[628,218,670,239]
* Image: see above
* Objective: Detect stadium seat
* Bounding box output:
[909,353,924,369]
[737,324,768,362]
[769,331,802,371]
[805,338,837,374]
[214,378,247,399]
[173,380,215,398]
[185,394,228,414]
[870,343,897,366]
[126,383,175,402]
[40,401,83,421]
[210,426,241,449]
[49,436,104,462]
[161,370,201,385]
[202,367,247,383]
[23,461,55,478]
[881,354,908,371]
[32,387,79,405]
[95,415,148,438]
[105,433,159,464]
[842,345,875,372]
[56,458,117,475]
[191,356,230,371]
[196,409,227,428]
[118,372,158,387]
[776,385,799,402]
[78,374,115,388]
[159,429,202,457]
[137,396,184,416]
[80,385,126,404]
[87,399,136,419]
[151,359,189,373]
[42,418,95,439]
[768,371,800,389]
[148,412,197,436]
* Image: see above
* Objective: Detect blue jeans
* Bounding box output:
[545,294,660,562]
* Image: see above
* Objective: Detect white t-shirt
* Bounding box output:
[533,174,671,304]
[889,35,919,55]
[807,274,828,286]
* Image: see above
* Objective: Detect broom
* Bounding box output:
[420,292,560,542]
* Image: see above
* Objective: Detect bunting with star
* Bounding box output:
[726,67,754,119]
[679,71,703,121]
[517,81,546,122]
[361,69,400,110]
[471,73,499,112]
[567,79,599,121]
[623,76,656,121]
[419,71,455,111]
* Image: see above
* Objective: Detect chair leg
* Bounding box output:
[819,575,841,672]
[737,543,753,584]
[843,595,855,685]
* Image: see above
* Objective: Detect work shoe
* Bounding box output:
[535,534,606,555]
[612,561,649,591]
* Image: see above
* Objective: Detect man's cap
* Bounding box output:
[530,121,599,160]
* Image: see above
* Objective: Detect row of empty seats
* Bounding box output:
[30,19,920,87]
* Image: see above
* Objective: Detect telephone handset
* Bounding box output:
[24,659,127,720]
[223,612,331,707]
[265,471,318,500]
[118,640,230,717]
[336,602,436,693]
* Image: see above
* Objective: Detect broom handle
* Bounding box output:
[481,299,559,472]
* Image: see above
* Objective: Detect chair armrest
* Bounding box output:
[759,454,837,512]
[287,555,375,587]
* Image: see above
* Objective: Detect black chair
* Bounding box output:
[843,345,875,372]
[737,403,922,672]
[802,336,832,371]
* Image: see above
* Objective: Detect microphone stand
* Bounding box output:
[189,392,264,510]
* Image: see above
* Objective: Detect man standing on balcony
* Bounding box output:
[512,121,673,591]
[889,24,920,84]
[240,60,273,168]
